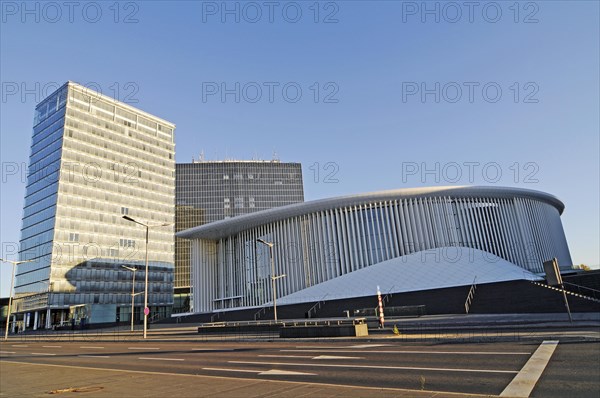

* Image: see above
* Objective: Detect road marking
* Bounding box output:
[128,347,160,350]
[191,348,235,351]
[78,355,110,359]
[31,352,56,356]
[260,355,313,359]
[294,344,389,349]
[11,345,28,347]
[202,367,315,376]
[261,354,363,360]
[0,351,16,354]
[500,340,559,397]
[141,357,185,361]
[230,360,518,374]
[282,349,531,355]
[203,367,262,373]
[79,346,104,349]
[259,369,316,376]
[42,345,62,348]
[1,361,493,397]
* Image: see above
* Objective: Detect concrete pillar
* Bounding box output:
[46,308,52,329]
[11,315,16,333]
[33,311,39,330]
[60,311,65,326]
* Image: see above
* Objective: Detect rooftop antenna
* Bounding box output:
[199,150,205,162]
[272,149,279,162]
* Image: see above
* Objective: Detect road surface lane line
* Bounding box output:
[1,360,492,397]
[282,349,531,355]
[31,352,56,356]
[500,340,559,398]
[259,369,316,376]
[203,367,316,376]
[0,351,16,354]
[191,348,235,351]
[260,355,314,359]
[128,347,160,350]
[313,355,364,360]
[140,357,185,361]
[78,355,110,358]
[79,346,104,349]
[203,367,261,373]
[294,346,352,349]
[230,360,518,374]
[11,345,28,347]
[42,345,62,348]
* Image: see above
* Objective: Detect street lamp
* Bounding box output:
[122,215,171,339]
[121,265,142,332]
[1,258,35,340]
[256,239,286,322]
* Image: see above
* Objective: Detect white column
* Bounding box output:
[33,311,39,330]
[46,308,51,329]
[60,311,65,326]
[11,315,16,333]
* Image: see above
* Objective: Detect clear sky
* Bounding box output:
[1,1,598,296]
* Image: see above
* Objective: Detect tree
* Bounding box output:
[574,264,591,271]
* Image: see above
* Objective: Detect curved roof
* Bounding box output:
[278,247,543,305]
[177,185,565,240]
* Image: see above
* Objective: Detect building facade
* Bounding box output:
[177,186,572,313]
[174,160,304,312]
[14,82,175,329]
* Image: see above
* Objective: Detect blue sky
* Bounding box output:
[1,1,598,295]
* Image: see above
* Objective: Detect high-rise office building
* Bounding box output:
[174,159,304,312]
[13,82,175,329]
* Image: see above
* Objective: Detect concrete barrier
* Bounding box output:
[280,319,369,338]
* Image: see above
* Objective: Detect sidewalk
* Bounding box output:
[5,313,599,343]
[0,361,487,398]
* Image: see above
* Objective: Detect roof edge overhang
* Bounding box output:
[177,185,565,240]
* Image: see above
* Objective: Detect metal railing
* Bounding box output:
[306,294,328,318]
[210,312,222,322]
[5,323,141,343]
[465,277,477,314]
[253,306,267,321]
[531,280,600,303]
[354,305,426,318]
[563,282,600,301]
[383,285,395,305]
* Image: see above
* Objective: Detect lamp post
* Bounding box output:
[256,239,286,322]
[121,265,142,332]
[1,258,35,340]
[122,216,171,339]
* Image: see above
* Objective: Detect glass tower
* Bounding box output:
[14,82,175,329]
[174,160,304,312]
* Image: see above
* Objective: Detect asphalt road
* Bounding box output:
[1,340,598,397]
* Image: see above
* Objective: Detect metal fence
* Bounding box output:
[7,324,145,343]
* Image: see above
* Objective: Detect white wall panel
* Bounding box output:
[190,192,573,312]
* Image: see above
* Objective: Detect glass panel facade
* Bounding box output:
[174,161,304,312]
[15,82,175,324]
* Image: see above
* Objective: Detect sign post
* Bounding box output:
[543,258,572,323]
[377,286,384,328]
